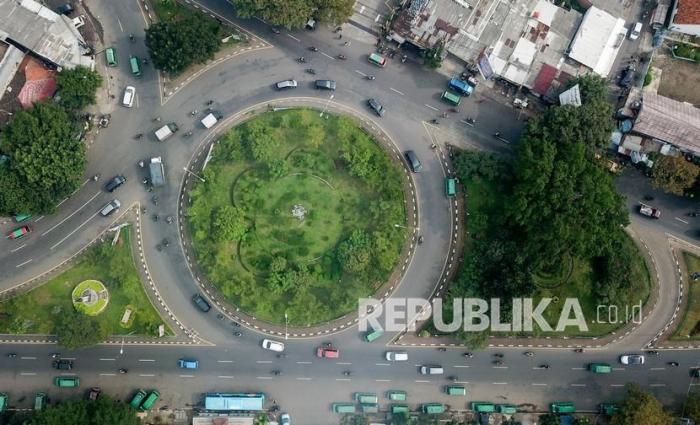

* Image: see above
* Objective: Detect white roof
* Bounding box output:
[531,0,558,27]
[510,38,537,67]
[568,6,626,77]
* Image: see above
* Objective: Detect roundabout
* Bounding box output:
[184,108,410,326]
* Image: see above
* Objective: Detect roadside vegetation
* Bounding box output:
[651,154,700,196]
[0,230,170,348]
[230,0,353,28]
[673,252,700,339]
[441,75,650,343]
[0,395,139,425]
[186,109,406,326]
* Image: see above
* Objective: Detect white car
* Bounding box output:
[385,351,408,361]
[261,339,285,352]
[629,22,642,40]
[122,86,135,108]
[280,413,291,425]
[620,354,645,365]
[276,79,297,90]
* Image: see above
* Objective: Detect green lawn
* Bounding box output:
[152,0,197,22]
[672,252,700,339]
[459,170,651,337]
[187,109,407,326]
[0,230,171,336]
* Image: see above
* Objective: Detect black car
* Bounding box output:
[52,359,73,370]
[192,294,211,312]
[367,98,385,117]
[55,3,74,15]
[315,80,336,90]
[404,150,422,173]
[88,387,101,401]
[104,175,126,192]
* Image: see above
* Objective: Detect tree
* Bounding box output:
[56,66,103,110]
[651,155,700,195]
[538,414,560,425]
[230,0,353,29]
[610,384,672,425]
[29,396,139,425]
[683,390,700,424]
[211,205,248,242]
[0,102,85,214]
[54,309,107,349]
[145,13,222,75]
[423,40,444,69]
[337,230,372,273]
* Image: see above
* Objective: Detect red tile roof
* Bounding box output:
[675,0,700,24]
[533,64,557,96]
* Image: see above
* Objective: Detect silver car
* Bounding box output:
[99,199,121,216]
[620,354,645,365]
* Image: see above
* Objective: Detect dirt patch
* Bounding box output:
[653,47,700,106]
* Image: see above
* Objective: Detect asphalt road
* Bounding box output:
[0,0,697,423]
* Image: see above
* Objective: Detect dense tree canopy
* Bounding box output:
[27,396,139,425]
[611,384,672,425]
[651,154,700,195]
[0,102,85,214]
[146,13,222,75]
[212,205,248,242]
[56,66,103,111]
[230,0,353,28]
[55,309,107,349]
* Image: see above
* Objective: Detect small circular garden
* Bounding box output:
[71,279,109,316]
[186,109,408,326]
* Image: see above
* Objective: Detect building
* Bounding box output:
[668,0,700,36]
[633,92,700,155]
[566,6,626,77]
[0,0,94,70]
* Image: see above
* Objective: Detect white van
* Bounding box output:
[629,22,642,40]
[200,113,219,129]
[385,351,408,361]
[420,365,444,375]
[122,86,135,108]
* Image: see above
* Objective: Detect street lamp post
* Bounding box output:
[284,312,289,340]
[183,166,206,182]
[319,94,335,118]
[393,223,407,229]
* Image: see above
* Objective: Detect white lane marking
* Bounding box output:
[375,379,392,382]
[138,359,155,362]
[217,375,235,379]
[20,356,36,360]
[492,382,508,385]
[16,259,33,268]
[99,373,116,376]
[415,380,430,383]
[375,363,390,366]
[256,360,272,364]
[51,211,99,250]
[296,361,312,365]
[60,372,76,376]
[99,358,116,361]
[571,383,586,387]
[359,5,365,13]
[139,374,155,377]
[374,13,381,22]
[676,217,689,224]
[42,191,100,236]
[217,360,234,363]
[649,383,666,387]
[256,376,272,380]
[117,18,123,32]
[493,366,508,369]
[571,367,585,370]
[454,381,470,384]
[20,372,36,376]
[336,378,352,381]
[286,33,300,42]
[355,70,367,77]
[650,367,665,371]
[179,375,194,378]
[612,367,625,371]
[10,244,26,253]
[424,104,439,111]
[296,377,312,381]
[336,362,352,365]
[532,383,547,386]
[35,215,45,222]
[610,384,624,387]
[390,87,405,96]
[453,365,470,368]
[321,52,335,60]
[63,357,76,360]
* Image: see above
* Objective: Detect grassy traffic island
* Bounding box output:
[186,108,407,326]
[0,229,171,346]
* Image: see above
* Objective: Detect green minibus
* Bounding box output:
[105,48,117,67]
[441,90,461,106]
[446,385,466,395]
[332,403,356,413]
[550,402,576,414]
[368,53,387,67]
[129,389,147,409]
[364,328,383,342]
[34,393,46,411]
[13,213,31,222]
[0,393,7,412]
[388,390,407,401]
[497,404,517,414]
[129,55,141,77]
[361,403,379,413]
[422,403,445,414]
[391,404,409,413]
[445,177,456,198]
[471,402,495,413]
[139,390,159,411]
[354,393,378,404]
[599,403,620,415]
[54,377,79,388]
[589,363,612,373]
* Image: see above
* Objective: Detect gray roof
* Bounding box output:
[634,92,700,153]
[0,0,93,69]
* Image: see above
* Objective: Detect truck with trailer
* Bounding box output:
[149,157,165,187]
[639,203,660,218]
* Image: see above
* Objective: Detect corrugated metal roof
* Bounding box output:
[633,92,700,153]
[567,6,626,76]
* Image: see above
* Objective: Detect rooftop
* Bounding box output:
[633,92,700,153]
[0,0,93,69]
[674,0,700,24]
[567,6,626,77]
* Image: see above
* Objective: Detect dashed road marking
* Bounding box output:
[375,379,391,382]
[256,360,272,364]
[217,375,235,379]
[375,363,390,366]
[99,358,116,361]
[286,33,300,42]
[424,104,439,111]
[453,365,470,368]
[20,372,36,376]
[571,383,586,387]
[354,70,367,77]
[100,373,116,376]
[415,380,430,383]
[493,366,508,369]
[532,383,547,386]
[217,360,234,363]
[139,374,155,377]
[321,52,335,60]
[336,378,351,381]
[650,367,665,371]
[20,357,36,360]
[390,87,405,96]
[16,259,33,268]
[571,367,585,370]
[256,376,272,380]
[10,244,26,253]
[179,375,194,378]
[675,217,689,224]
[296,361,312,365]
[296,377,312,381]
[492,382,508,385]
[138,359,155,362]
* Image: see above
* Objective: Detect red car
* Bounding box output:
[7,225,31,240]
[316,346,340,358]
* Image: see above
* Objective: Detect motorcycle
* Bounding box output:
[233,331,242,337]
[271,370,281,376]
[540,364,550,369]
[574,348,584,353]
[447,376,458,382]
[343,371,352,376]
[118,368,128,374]
[306,68,316,75]
[309,46,318,52]
[437,347,446,352]
[129,34,134,42]
[646,350,660,356]
[493,360,503,366]
[493,353,504,358]
[524,351,534,357]
[465,117,476,125]
[337,54,347,60]
[276,353,286,359]
[418,235,424,244]
[297,57,306,63]
[366,75,375,80]
[669,362,680,367]
[431,119,439,125]
[271,27,281,34]
[6,353,16,358]
[463,352,474,358]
